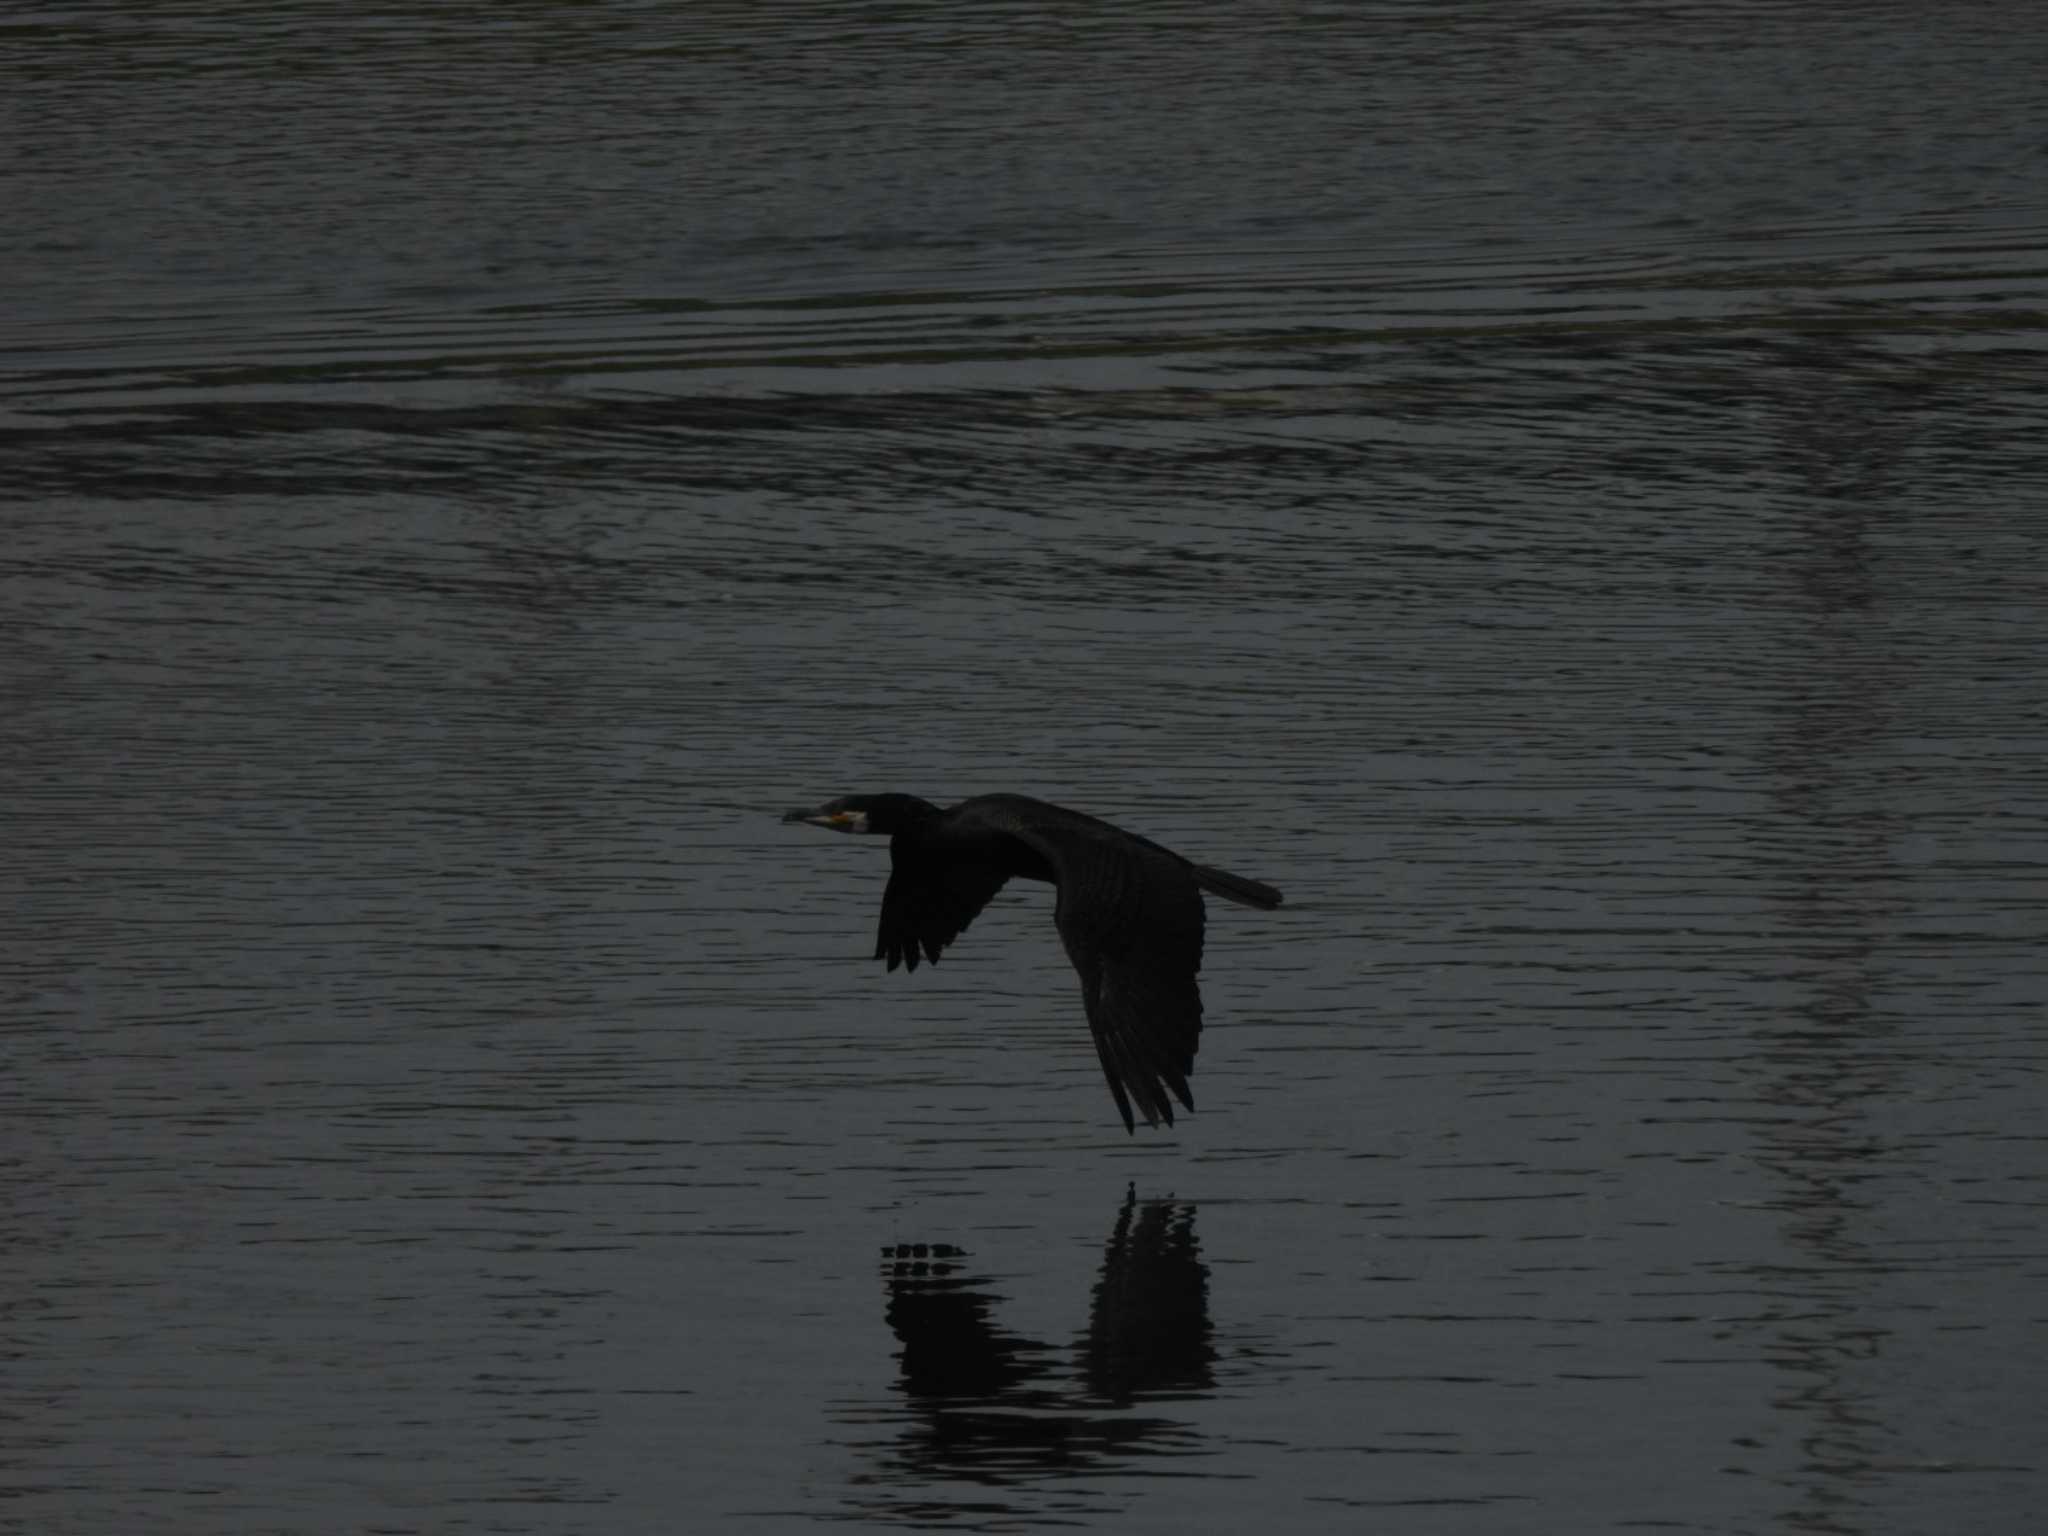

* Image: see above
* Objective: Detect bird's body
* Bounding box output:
[781,793,1282,1132]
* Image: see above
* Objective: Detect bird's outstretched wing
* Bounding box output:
[877,843,1012,972]
[954,797,1208,1133]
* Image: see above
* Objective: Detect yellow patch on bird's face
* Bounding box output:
[814,809,869,833]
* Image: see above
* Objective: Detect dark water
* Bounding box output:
[5,3,2047,1532]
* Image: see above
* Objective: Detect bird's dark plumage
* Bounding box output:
[780,793,1282,1132]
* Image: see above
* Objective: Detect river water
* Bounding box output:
[4,3,2046,1533]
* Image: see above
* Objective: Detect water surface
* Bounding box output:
[4,3,2046,1532]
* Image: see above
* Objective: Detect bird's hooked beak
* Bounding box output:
[781,805,871,834]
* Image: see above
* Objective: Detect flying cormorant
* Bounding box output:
[781,793,1282,1132]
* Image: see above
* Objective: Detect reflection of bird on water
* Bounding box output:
[1081,1187,1213,1403]
[880,1244,1054,1403]
[858,1187,1214,1500]
[782,793,1283,1132]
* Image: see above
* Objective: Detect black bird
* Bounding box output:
[780,793,1282,1132]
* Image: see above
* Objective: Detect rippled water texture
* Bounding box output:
[5,3,2046,1532]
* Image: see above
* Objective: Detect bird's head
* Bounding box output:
[780,794,939,836]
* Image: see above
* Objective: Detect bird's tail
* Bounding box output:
[1191,864,1283,911]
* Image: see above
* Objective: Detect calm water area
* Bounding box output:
[4,3,2047,1532]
